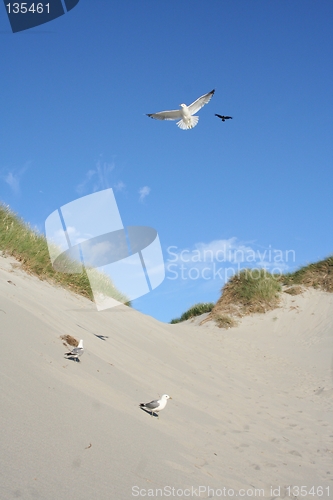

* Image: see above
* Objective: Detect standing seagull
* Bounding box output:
[64,339,84,361]
[139,394,172,418]
[215,114,233,122]
[147,90,215,130]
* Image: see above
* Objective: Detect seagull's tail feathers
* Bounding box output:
[177,115,199,130]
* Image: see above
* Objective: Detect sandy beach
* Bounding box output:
[0,253,332,499]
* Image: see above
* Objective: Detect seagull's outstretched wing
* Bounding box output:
[188,89,215,115]
[147,110,182,121]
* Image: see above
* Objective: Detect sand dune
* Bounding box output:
[0,254,332,499]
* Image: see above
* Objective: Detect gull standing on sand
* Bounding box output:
[64,339,84,361]
[147,90,215,130]
[139,394,172,418]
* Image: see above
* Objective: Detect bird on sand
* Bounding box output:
[215,114,233,122]
[147,90,215,130]
[64,339,84,361]
[139,394,172,418]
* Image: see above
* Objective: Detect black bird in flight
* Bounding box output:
[215,114,232,122]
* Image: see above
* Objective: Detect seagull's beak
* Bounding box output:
[169,396,172,399]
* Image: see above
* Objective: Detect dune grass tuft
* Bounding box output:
[170,302,215,324]
[212,269,281,317]
[0,203,131,305]
[280,256,333,292]
[200,268,281,328]
[283,285,304,296]
[214,314,237,329]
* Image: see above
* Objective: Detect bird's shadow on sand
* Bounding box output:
[94,335,109,341]
[140,407,158,418]
[64,355,81,363]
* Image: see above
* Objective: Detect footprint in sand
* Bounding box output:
[288,450,302,457]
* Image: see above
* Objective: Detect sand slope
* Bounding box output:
[0,254,332,499]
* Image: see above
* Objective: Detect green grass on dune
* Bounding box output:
[279,256,333,293]
[170,302,215,324]
[211,269,282,320]
[0,203,131,305]
[176,256,333,328]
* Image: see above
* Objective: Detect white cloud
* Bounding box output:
[114,181,126,192]
[4,172,20,194]
[76,158,115,195]
[76,169,96,195]
[165,238,295,275]
[0,163,30,195]
[65,226,94,245]
[139,186,151,202]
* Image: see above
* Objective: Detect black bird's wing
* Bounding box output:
[215,114,233,121]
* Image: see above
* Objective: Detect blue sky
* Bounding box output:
[0,1,332,322]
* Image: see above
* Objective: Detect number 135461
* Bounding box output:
[6,3,50,14]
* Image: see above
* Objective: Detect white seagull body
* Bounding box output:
[64,339,84,360]
[139,394,172,417]
[147,90,215,130]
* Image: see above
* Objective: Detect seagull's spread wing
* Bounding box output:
[147,110,182,121]
[188,89,215,115]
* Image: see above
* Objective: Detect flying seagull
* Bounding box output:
[139,394,172,418]
[215,114,233,122]
[64,339,84,361]
[147,90,215,130]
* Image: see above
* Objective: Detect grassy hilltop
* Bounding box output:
[0,203,130,305]
[171,257,333,327]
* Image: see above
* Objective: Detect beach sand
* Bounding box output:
[0,254,332,499]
